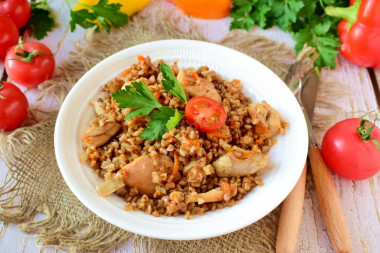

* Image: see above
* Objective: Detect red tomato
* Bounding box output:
[0,81,29,131]
[5,41,55,88]
[0,14,19,60]
[0,0,31,28]
[321,118,380,180]
[185,96,227,133]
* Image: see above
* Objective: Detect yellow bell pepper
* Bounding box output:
[74,0,150,16]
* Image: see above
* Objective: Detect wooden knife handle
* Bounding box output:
[308,146,352,253]
[276,162,307,253]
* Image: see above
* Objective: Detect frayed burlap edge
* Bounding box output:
[0,2,331,252]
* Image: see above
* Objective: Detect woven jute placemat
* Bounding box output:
[0,2,308,252]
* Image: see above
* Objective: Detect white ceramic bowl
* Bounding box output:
[55,39,308,240]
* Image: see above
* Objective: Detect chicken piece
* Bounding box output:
[82,122,121,147]
[185,188,224,204]
[177,69,222,103]
[212,148,268,177]
[118,154,173,197]
[185,181,232,204]
[248,101,283,139]
[90,100,106,116]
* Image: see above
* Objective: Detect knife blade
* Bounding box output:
[276,68,317,253]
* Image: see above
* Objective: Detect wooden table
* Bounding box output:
[1,0,379,252]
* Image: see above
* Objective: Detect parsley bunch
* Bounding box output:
[229,0,348,69]
[112,64,187,141]
[28,0,55,40]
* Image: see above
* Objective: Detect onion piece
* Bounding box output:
[96,174,125,197]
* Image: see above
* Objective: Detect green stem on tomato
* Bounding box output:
[8,37,51,63]
[356,111,380,151]
[0,81,6,100]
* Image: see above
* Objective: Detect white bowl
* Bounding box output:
[55,39,308,240]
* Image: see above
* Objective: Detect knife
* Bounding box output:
[277,66,352,253]
[276,68,317,253]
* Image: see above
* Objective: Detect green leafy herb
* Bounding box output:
[112,81,161,120]
[166,109,184,130]
[140,107,184,141]
[70,0,128,32]
[160,64,188,103]
[357,111,380,151]
[229,0,348,69]
[112,65,187,141]
[28,0,56,40]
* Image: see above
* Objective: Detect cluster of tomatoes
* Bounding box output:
[0,0,55,131]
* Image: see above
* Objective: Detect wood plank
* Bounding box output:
[296,55,380,253]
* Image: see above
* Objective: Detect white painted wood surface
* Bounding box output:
[1,0,379,252]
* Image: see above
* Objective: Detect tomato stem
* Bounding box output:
[0,81,5,99]
[8,37,51,63]
[356,111,380,151]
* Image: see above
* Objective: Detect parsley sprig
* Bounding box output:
[229,0,348,69]
[112,63,187,141]
[28,0,55,40]
[69,0,128,32]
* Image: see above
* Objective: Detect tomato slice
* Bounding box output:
[185,96,226,133]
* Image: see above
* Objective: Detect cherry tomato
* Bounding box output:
[5,41,55,88]
[0,81,29,131]
[0,14,19,60]
[185,96,227,133]
[321,118,380,180]
[0,0,31,28]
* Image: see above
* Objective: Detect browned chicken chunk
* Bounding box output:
[118,154,173,197]
[248,101,284,139]
[212,148,268,177]
[81,122,121,147]
[177,69,222,103]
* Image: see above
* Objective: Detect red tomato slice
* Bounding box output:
[185,96,226,133]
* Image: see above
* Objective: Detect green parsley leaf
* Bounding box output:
[160,64,188,103]
[140,107,183,141]
[230,0,348,69]
[112,81,162,120]
[70,0,128,32]
[70,9,96,32]
[28,0,55,40]
[277,0,304,31]
[166,109,184,130]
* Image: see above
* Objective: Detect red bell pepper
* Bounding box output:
[325,0,380,68]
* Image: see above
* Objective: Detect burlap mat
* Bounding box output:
[0,2,313,252]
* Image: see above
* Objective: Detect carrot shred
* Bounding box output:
[236,152,254,159]
[254,123,270,134]
[207,131,231,139]
[121,67,132,77]
[172,151,180,179]
[255,136,264,144]
[190,72,199,79]
[153,91,161,101]
[187,139,200,147]
[219,181,231,196]
[137,55,145,64]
